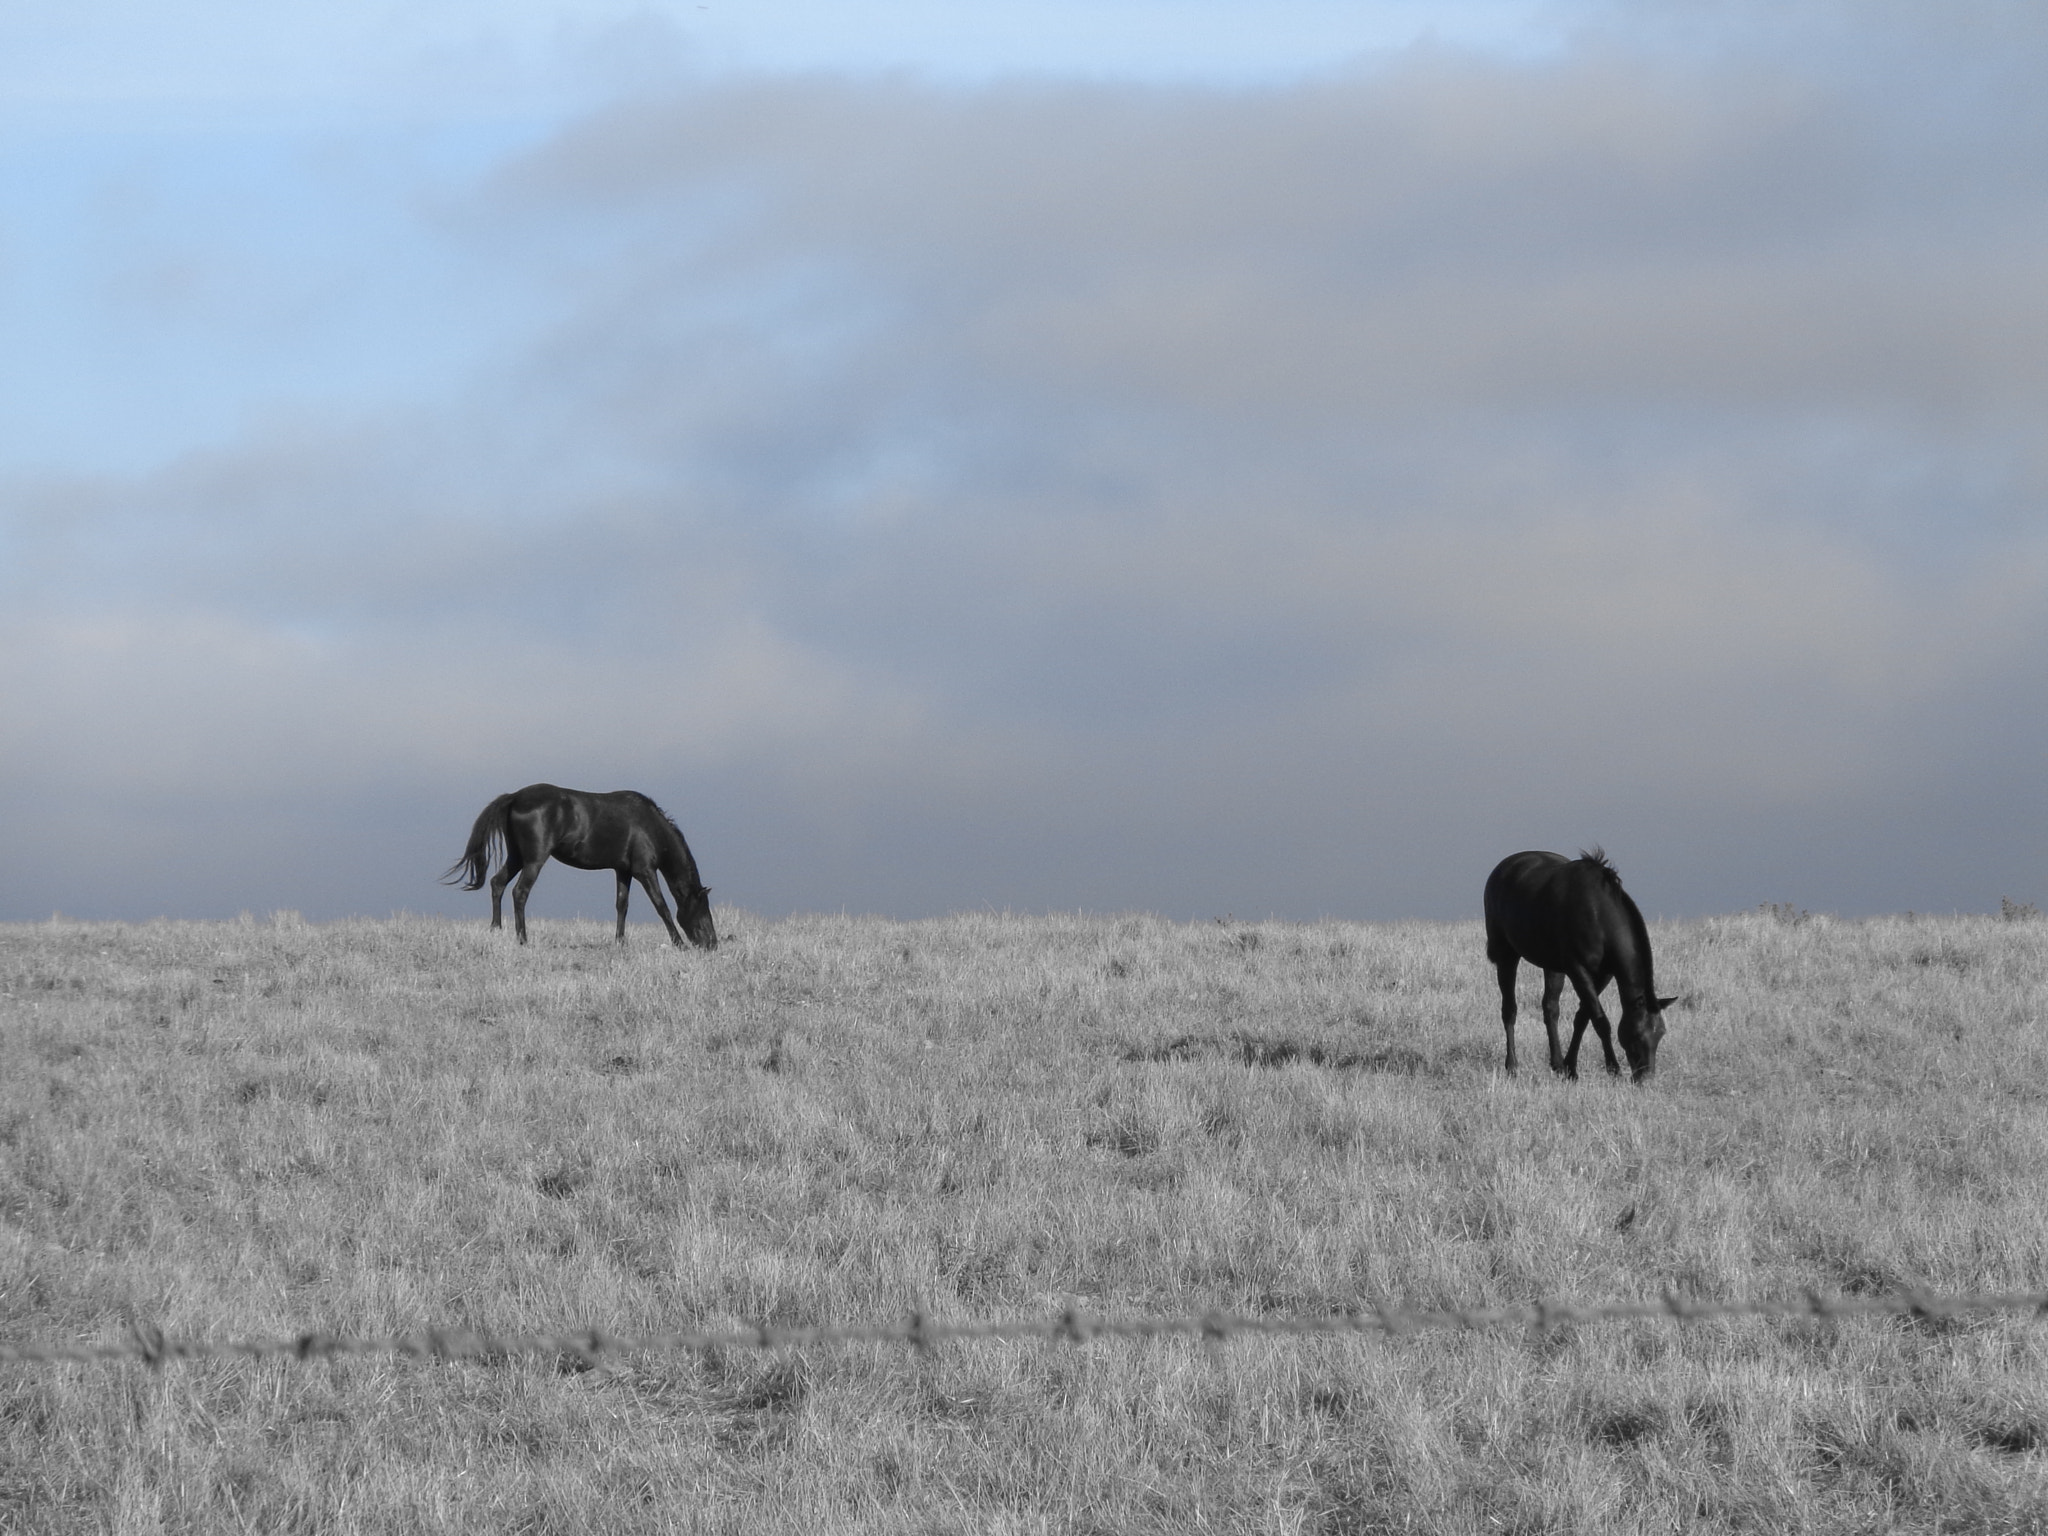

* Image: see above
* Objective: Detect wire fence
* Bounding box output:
[5,1288,2048,1370]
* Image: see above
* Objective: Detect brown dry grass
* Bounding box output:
[2,906,2047,1533]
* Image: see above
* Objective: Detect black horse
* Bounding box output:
[1484,848,1672,1082]
[443,784,717,949]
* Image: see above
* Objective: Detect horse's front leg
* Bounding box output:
[1561,968,1621,1077]
[1588,1006,1622,1075]
[637,871,686,947]
[615,872,632,943]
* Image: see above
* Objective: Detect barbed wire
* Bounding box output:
[4,1288,2047,1370]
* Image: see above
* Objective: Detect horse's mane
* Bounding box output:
[1577,846,1622,887]
[631,793,702,884]
[1579,846,1658,998]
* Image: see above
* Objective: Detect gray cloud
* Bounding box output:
[7,10,2047,922]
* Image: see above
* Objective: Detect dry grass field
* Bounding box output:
[3,905,2047,1533]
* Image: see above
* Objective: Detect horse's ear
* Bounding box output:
[1655,995,1679,1012]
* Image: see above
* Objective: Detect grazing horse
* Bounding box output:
[443,784,717,950]
[1484,848,1672,1082]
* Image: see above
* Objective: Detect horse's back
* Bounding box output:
[501,785,680,871]
[1485,850,1570,908]
[1485,850,1625,973]
[1484,851,1573,945]
[500,784,589,856]
[503,783,575,827]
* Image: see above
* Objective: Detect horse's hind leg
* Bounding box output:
[488,852,524,932]
[510,859,546,944]
[1493,955,1521,1074]
[1541,971,1569,1074]
[636,869,685,948]
[615,873,632,943]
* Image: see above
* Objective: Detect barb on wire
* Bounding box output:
[4,1288,2047,1370]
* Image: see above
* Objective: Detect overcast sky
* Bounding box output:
[4,1,2045,924]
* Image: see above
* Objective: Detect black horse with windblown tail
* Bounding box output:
[1484,848,1672,1082]
[443,784,717,950]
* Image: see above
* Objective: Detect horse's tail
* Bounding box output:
[442,793,514,890]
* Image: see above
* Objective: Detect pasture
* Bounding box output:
[2,906,2046,1533]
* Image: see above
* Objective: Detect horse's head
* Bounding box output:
[1621,995,1676,1082]
[676,881,718,950]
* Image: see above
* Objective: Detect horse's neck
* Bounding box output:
[1619,953,1657,1010]
[1610,901,1656,1006]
